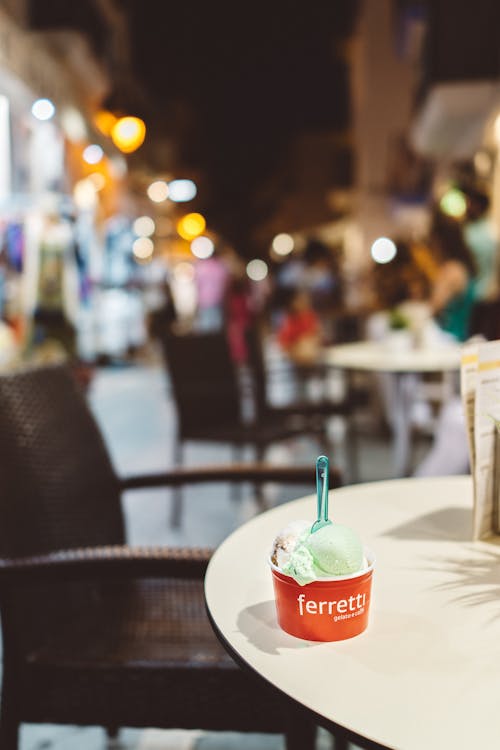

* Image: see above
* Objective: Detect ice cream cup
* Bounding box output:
[270,550,374,642]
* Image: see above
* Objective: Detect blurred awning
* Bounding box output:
[411,80,500,159]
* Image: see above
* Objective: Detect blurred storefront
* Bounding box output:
[0,5,150,367]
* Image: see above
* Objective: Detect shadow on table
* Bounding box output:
[426,542,500,619]
[382,507,472,542]
[237,601,318,655]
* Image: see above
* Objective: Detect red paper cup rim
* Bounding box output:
[269,547,375,583]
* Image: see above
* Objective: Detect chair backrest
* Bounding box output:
[161,332,242,436]
[0,364,125,558]
[245,324,269,418]
[469,299,500,341]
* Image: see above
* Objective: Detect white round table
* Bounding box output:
[205,476,500,750]
[323,341,461,374]
[323,342,462,477]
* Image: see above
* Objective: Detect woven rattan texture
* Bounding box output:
[0,365,302,747]
[0,364,124,557]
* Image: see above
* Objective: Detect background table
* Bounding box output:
[206,476,500,750]
[323,341,462,477]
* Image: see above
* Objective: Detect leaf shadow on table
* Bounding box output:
[424,542,500,621]
[237,601,319,655]
[381,507,472,542]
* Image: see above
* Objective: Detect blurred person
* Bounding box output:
[426,211,477,342]
[30,212,80,358]
[193,247,230,331]
[411,214,477,477]
[462,187,498,301]
[368,240,432,343]
[277,288,322,366]
[277,238,339,339]
[225,275,254,364]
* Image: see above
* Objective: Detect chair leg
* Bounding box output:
[284,710,316,750]
[334,733,349,750]
[231,444,243,502]
[0,689,19,750]
[254,443,268,511]
[170,440,183,528]
[344,415,359,484]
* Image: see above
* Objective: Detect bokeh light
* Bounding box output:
[177,213,206,240]
[246,259,268,281]
[31,98,55,121]
[111,116,146,153]
[168,179,197,202]
[272,233,294,256]
[88,172,106,191]
[439,188,467,219]
[132,236,154,259]
[147,180,169,203]
[94,110,117,136]
[61,107,87,142]
[191,236,214,259]
[474,150,492,177]
[73,178,97,210]
[83,144,104,165]
[371,237,397,264]
[133,216,155,237]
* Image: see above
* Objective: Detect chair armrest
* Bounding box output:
[120,463,341,490]
[0,545,212,585]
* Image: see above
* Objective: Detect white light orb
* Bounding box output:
[191,236,214,259]
[168,179,197,202]
[73,178,97,210]
[272,233,294,256]
[88,172,106,191]
[31,98,55,121]
[133,236,154,259]
[133,216,155,237]
[246,259,268,281]
[147,180,169,203]
[83,144,104,165]
[371,237,397,264]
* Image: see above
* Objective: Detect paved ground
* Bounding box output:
[19,360,429,749]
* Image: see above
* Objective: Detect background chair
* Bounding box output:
[0,364,341,750]
[161,331,334,525]
[245,325,361,482]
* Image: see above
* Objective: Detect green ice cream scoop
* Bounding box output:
[307,523,363,576]
[282,544,318,586]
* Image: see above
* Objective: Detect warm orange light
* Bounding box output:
[94,110,117,136]
[111,116,146,153]
[177,213,206,240]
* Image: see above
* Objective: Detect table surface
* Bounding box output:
[322,340,462,373]
[205,476,500,750]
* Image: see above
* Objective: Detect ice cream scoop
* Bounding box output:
[307,523,363,576]
[282,543,317,586]
[270,519,310,569]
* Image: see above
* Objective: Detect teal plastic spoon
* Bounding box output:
[311,455,332,534]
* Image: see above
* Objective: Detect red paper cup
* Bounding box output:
[270,551,374,642]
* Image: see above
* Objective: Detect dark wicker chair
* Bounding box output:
[0,364,341,750]
[161,331,331,525]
